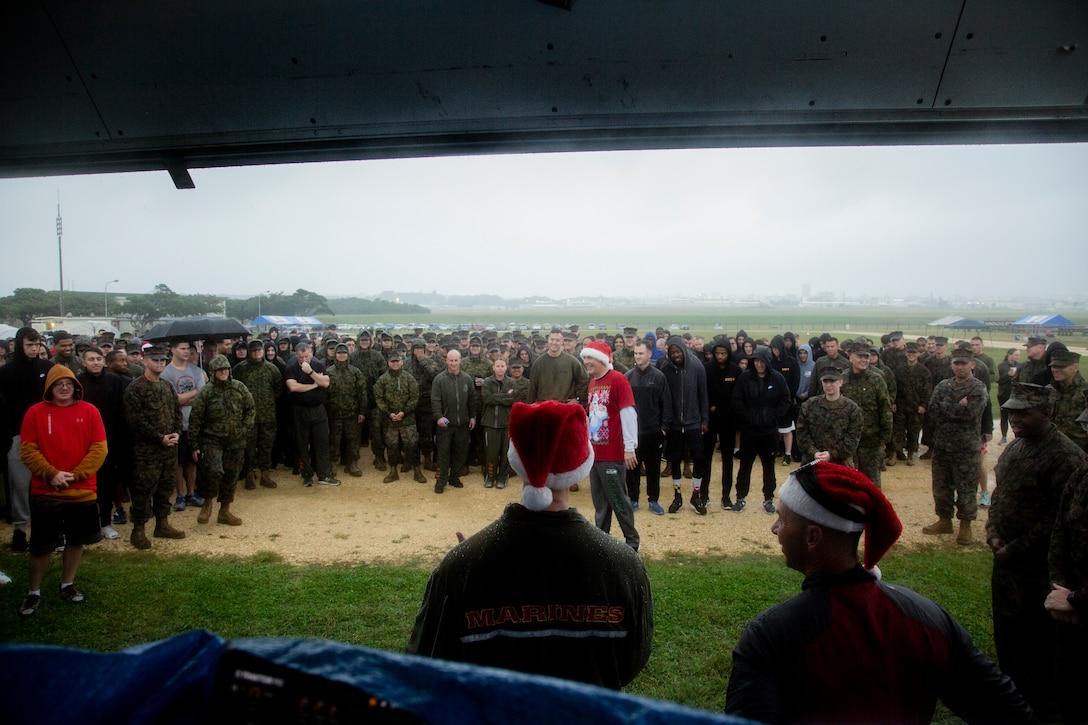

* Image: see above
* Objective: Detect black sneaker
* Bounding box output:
[449,479,464,488]
[690,495,707,515]
[733,498,746,513]
[11,530,28,553]
[763,499,777,515]
[59,584,85,603]
[18,593,41,618]
[302,477,314,487]
[667,492,683,514]
[722,498,733,511]
[318,476,341,486]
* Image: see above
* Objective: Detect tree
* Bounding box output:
[117,284,220,332]
[0,288,56,326]
[287,289,334,317]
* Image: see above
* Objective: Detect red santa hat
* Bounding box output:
[508,401,594,511]
[579,340,613,369]
[778,461,902,574]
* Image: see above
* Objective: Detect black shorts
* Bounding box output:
[178,430,193,465]
[28,498,102,555]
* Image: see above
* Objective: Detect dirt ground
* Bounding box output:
[40,444,1004,569]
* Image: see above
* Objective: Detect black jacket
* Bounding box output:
[731,348,792,436]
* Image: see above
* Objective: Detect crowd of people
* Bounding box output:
[2,320,1087,722]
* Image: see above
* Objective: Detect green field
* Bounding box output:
[319,307,1087,349]
[0,545,995,719]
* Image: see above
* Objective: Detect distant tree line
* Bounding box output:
[0,285,428,331]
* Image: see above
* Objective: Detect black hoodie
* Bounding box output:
[0,328,54,431]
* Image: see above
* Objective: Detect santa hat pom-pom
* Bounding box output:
[521,484,553,512]
[867,564,883,581]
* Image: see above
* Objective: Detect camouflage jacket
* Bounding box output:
[231,359,282,423]
[795,395,863,467]
[811,354,850,383]
[927,376,988,455]
[894,362,933,409]
[123,375,182,450]
[923,354,952,385]
[510,376,531,405]
[350,348,387,405]
[374,369,420,427]
[325,361,368,419]
[1050,461,1088,601]
[1016,356,1046,384]
[613,348,636,370]
[872,361,897,403]
[1050,374,1088,452]
[405,355,443,403]
[189,378,255,448]
[461,354,494,392]
[990,425,1088,572]
[840,368,892,447]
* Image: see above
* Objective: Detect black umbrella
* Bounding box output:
[144,317,250,343]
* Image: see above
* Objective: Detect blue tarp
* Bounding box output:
[1012,314,1075,327]
[251,315,324,327]
[0,631,744,725]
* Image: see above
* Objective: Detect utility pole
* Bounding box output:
[56,191,65,316]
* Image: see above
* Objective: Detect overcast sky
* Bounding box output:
[1,143,1085,303]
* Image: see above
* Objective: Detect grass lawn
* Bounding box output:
[0,545,995,715]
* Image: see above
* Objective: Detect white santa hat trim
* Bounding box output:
[579,341,613,370]
[779,474,865,534]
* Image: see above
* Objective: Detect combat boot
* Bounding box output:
[885,454,897,468]
[373,456,388,472]
[153,516,186,539]
[905,453,918,466]
[197,500,214,524]
[413,466,427,484]
[922,518,954,535]
[383,469,400,483]
[346,464,363,477]
[260,470,278,488]
[218,503,242,526]
[244,470,258,490]
[423,459,437,472]
[130,523,151,550]
[956,520,973,545]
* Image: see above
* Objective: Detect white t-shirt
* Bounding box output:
[160,362,205,430]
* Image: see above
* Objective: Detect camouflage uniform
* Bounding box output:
[920,353,952,450]
[989,424,1087,720]
[189,373,255,504]
[231,358,282,475]
[374,366,421,467]
[406,351,443,467]
[927,375,989,521]
[1015,356,1046,384]
[1049,460,1088,723]
[352,346,388,466]
[123,375,182,525]
[510,375,531,404]
[810,354,850,384]
[1050,374,1088,452]
[840,368,892,487]
[461,351,493,467]
[795,395,863,468]
[893,362,933,455]
[326,358,368,470]
[613,347,636,371]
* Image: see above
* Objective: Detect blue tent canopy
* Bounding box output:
[1012,314,1075,327]
[251,315,324,327]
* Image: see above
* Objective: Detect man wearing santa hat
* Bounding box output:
[406,401,653,689]
[580,340,641,551]
[726,461,1032,724]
